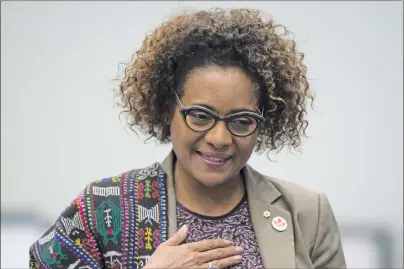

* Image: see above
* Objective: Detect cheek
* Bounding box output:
[235,135,257,157]
[170,113,197,149]
[170,115,183,145]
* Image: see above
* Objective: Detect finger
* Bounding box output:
[163,225,188,246]
[199,246,243,264]
[200,255,242,269]
[186,239,233,252]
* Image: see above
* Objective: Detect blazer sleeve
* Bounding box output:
[311,193,347,269]
[29,187,104,269]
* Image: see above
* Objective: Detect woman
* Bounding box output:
[29,8,346,269]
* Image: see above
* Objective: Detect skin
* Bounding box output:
[171,65,260,217]
[143,225,243,269]
[144,66,259,269]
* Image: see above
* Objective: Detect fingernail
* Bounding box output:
[224,239,233,244]
[234,255,242,262]
[236,246,243,252]
[180,225,188,232]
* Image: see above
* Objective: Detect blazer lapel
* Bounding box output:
[244,165,296,269]
[160,151,178,238]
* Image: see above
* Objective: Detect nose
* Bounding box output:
[204,121,233,148]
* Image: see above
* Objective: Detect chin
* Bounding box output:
[192,170,233,188]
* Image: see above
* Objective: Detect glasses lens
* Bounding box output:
[228,115,258,136]
[186,109,215,131]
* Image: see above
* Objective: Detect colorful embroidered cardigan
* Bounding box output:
[29,163,168,269]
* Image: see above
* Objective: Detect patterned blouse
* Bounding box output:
[177,195,265,269]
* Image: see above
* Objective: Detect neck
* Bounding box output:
[174,160,245,217]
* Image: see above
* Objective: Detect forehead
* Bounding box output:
[181,66,259,113]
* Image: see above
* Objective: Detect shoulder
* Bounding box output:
[90,168,139,187]
[247,165,322,211]
[82,163,162,198]
[268,176,322,207]
[266,175,336,225]
[79,162,164,203]
[264,174,331,223]
[79,169,136,202]
[266,176,329,226]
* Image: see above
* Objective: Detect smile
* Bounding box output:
[197,151,233,167]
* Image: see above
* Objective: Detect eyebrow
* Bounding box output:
[192,103,261,114]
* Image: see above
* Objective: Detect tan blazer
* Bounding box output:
[162,152,347,269]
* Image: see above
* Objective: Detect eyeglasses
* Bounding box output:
[174,92,266,137]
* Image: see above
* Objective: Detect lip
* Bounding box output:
[196,151,233,168]
[197,151,233,159]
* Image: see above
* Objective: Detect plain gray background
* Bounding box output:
[1,1,403,268]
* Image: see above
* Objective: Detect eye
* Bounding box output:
[228,115,258,135]
[230,116,254,126]
[187,110,214,125]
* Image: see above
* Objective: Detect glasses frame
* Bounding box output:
[174,92,266,137]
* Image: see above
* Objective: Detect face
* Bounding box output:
[170,65,261,187]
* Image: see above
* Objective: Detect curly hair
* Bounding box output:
[116,8,313,153]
